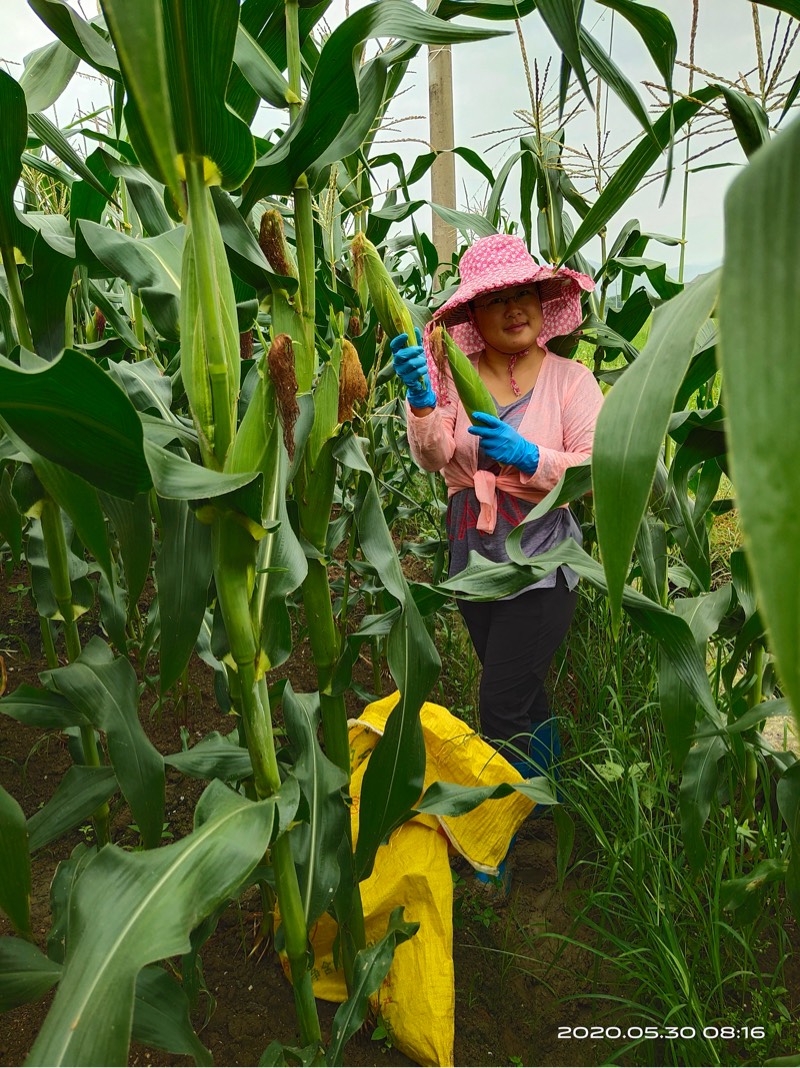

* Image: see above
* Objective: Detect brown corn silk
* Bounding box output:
[267,333,300,459]
[338,340,368,423]
[259,210,299,279]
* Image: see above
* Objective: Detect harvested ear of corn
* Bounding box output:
[430,325,498,422]
[351,232,416,343]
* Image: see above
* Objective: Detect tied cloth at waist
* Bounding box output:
[449,469,544,535]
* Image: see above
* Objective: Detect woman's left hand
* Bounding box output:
[468,412,540,474]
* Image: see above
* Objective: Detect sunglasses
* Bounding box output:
[472,286,539,311]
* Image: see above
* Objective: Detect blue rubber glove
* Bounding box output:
[390,329,436,409]
[467,412,540,474]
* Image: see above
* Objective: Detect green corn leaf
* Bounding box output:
[234,24,293,110]
[580,26,656,143]
[715,84,771,158]
[211,187,297,295]
[779,67,800,122]
[27,765,118,853]
[27,112,116,204]
[335,433,440,880]
[0,938,61,1011]
[0,684,88,729]
[592,270,719,630]
[100,153,173,238]
[69,149,118,231]
[597,0,676,93]
[242,0,507,206]
[0,347,151,500]
[777,762,800,845]
[442,539,718,720]
[102,0,255,193]
[99,490,153,610]
[0,71,28,254]
[599,0,677,201]
[99,0,183,211]
[658,585,733,771]
[27,780,294,1067]
[718,111,800,738]
[679,727,726,871]
[27,0,120,80]
[77,221,183,342]
[753,0,800,23]
[368,199,497,239]
[164,732,253,782]
[251,380,308,671]
[21,224,75,360]
[0,432,115,585]
[282,684,348,927]
[142,438,259,500]
[435,1,538,17]
[155,497,213,696]
[0,785,32,940]
[19,39,79,114]
[535,0,593,105]
[24,513,94,624]
[132,966,212,1066]
[725,697,791,735]
[413,777,558,816]
[47,845,95,966]
[559,85,722,263]
[106,359,174,421]
[325,907,419,1067]
[88,280,145,353]
[45,638,165,850]
[0,465,23,563]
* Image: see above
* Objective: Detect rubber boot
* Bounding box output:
[528,717,562,780]
[474,834,516,896]
[528,718,563,816]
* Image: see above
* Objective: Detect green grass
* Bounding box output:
[510,584,796,1067]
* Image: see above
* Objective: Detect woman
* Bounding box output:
[391,234,603,783]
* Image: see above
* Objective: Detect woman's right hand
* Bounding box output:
[390,329,436,409]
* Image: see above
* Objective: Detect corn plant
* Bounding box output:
[1,0,799,1063]
[0,0,536,1063]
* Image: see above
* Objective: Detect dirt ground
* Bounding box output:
[0,559,791,1068]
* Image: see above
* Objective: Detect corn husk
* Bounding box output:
[431,325,498,422]
[180,211,240,466]
[351,232,416,342]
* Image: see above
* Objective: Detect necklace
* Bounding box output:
[507,348,529,397]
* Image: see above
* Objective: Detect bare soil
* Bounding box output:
[2,559,794,1068]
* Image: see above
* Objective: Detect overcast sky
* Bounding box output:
[3,0,794,278]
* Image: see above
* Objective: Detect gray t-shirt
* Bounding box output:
[447,388,581,599]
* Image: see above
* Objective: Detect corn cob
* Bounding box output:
[431,326,497,423]
[351,232,416,343]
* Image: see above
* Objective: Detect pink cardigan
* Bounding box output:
[406,350,604,535]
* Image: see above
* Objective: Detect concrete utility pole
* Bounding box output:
[428,43,457,282]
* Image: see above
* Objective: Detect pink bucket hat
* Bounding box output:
[423,234,594,403]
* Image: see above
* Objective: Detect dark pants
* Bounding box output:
[457,570,577,759]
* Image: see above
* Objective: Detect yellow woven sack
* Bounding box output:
[278,693,534,1067]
